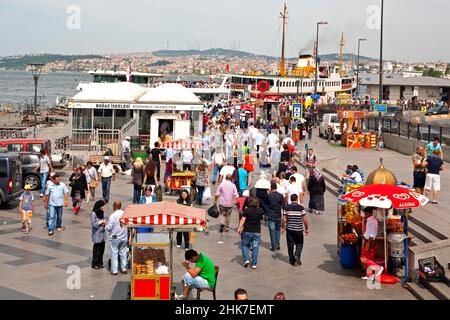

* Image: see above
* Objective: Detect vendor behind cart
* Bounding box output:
[176,249,216,300]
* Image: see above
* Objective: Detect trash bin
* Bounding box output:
[340,243,357,269]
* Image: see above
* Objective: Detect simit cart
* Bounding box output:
[121,201,207,300]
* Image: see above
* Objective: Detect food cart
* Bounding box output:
[161,139,203,193]
[338,110,376,149]
[337,159,429,284]
[121,201,207,300]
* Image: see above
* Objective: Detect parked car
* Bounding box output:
[7,152,46,191]
[0,153,23,206]
[319,113,342,139]
[0,139,67,169]
[425,106,449,116]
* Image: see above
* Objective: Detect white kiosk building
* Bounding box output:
[68,82,203,150]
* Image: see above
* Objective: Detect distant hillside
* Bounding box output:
[0,54,104,70]
[319,53,375,62]
[152,48,375,62]
[152,48,276,60]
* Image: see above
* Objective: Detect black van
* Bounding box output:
[0,153,23,206]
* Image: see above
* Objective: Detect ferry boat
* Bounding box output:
[229,3,356,101]
[79,70,230,103]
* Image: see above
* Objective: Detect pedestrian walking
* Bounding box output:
[106,201,128,275]
[176,189,192,249]
[307,168,326,214]
[266,130,279,156]
[131,157,145,204]
[139,186,157,204]
[84,161,98,203]
[212,149,225,185]
[194,161,209,205]
[282,194,309,266]
[44,174,69,236]
[34,149,52,197]
[254,130,265,159]
[283,114,291,135]
[91,200,106,269]
[215,174,239,233]
[69,166,88,215]
[238,197,264,269]
[267,183,284,251]
[422,149,444,204]
[150,142,163,182]
[143,159,158,196]
[237,163,249,196]
[412,146,426,194]
[181,149,194,171]
[97,156,115,204]
[243,148,255,184]
[121,136,132,170]
[19,184,34,234]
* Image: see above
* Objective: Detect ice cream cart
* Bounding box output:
[121,201,207,300]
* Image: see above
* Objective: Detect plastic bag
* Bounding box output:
[203,187,212,201]
[207,205,219,219]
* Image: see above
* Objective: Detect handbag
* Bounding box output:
[89,180,98,188]
[207,205,219,219]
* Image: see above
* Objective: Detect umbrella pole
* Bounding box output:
[169,229,174,291]
[384,209,387,274]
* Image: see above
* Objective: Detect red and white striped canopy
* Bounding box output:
[121,202,206,228]
[122,214,204,227]
[161,139,203,150]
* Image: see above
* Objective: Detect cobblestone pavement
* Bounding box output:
[0,132,416,300]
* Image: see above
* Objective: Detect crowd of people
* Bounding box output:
[20,96,447,300]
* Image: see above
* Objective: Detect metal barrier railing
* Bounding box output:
[365,117,450,145]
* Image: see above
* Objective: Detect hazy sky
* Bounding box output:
[0,0,448,62]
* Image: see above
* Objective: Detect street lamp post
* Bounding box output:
[379,0,384,103]
[314,21,328,95]
[356,38,366,99]
[29,63,45,139]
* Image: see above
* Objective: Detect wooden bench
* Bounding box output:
[196,266,219,300]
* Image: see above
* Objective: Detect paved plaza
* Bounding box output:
[0,129,419,300]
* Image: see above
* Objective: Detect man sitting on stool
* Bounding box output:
[177,249,216,300]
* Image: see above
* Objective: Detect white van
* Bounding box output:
[319,113,341,139]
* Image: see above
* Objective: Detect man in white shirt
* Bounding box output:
[218,161,235,185]
[121,136,132,170]
[98,156,116,203]
[349,165,363,183]
[181,149,194,171]
[165,147,175,163]
[266,131,279,156]
[105,201,128,275]
[286,176,303,205]
[212,150,225,185]
[254,131,265,159]
[290,166,306,192]
[225,130,235,162]
[282,136,294,147]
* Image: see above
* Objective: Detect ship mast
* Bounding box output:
[279,3,288,77]
[339,32,345,77]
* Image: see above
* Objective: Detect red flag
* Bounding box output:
[226,64,230,73]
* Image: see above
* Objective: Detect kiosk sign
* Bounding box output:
[291,103,303,120]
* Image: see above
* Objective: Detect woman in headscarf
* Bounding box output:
[176,189,192,250]
[307,168,326,215]
[90,200,106,269]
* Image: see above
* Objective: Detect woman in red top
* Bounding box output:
[244,149,254,183]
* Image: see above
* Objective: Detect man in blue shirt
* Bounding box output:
[237,163,248,196]
[426,137,443,160]
[44,174,69,236]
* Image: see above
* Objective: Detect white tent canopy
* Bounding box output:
[139,83,202,104]
[71,82,147,102]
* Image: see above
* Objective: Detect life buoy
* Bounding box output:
[257,80,270,92]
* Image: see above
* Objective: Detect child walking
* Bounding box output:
[19,184,35,234]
